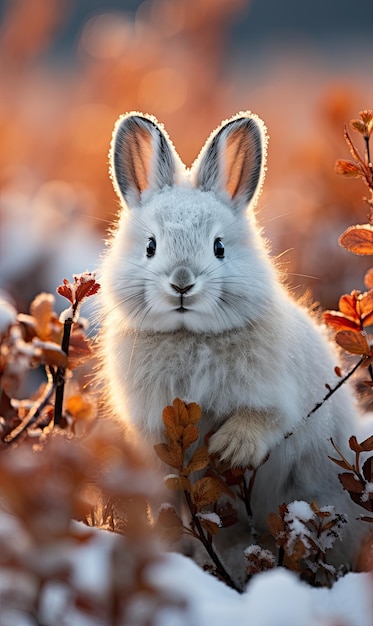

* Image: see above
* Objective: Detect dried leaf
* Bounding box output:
[57,281,74,305]
[339,225,373,255]
[153,442,183,469]
[164,475,191,491]
[359,110,373,137]
[335,159,362,178]
[65,395,94,421]
[75,279,100,303]
[191,476,226,509]
[351,119,367,135]
[30,293,55,340]
[216,502,239,527]
[67,331,92,369]
[173,398,190,426]
[328,455,354,471]
[162,406,183,441]
[267,511,285,544]
[184,446,210,475]
[338,472,364,494]
[33,339,68,368]
[364,268,373,289]
[156,506,184,543]
[349,435,367,454]
[200,517,220,536]
[338,294,360,323]
[359,435,373,452]
[359,291,373,322]
[335,330,370,355]
[323,311,360,332]
[362,457,373,483]
[182,424,199,449]
[185,402,202,424]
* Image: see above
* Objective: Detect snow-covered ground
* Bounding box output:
[147,552,373,626]
[2,515,371,626]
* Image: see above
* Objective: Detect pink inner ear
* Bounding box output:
[127,125,153,193]
[224,129,255,199]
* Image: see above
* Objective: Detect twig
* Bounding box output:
[306,355,367,420]
[53,315,74,426]
[183,490,241,592]
[4,369,55,443]
[285,355,368,440]
[365,136,371,168]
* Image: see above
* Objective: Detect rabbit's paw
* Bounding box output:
[209,408,277,468]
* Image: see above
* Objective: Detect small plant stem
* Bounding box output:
[365,136,371,168]
[306,355,368,420]
[278,546,285,567]
[183,490,241,592]
[285,355,368,441]
[4,370,55,443]
[54,315,74,426]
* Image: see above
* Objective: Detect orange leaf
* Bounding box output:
[338,472,364,494]
[153,443,183,469]
[365,269,373,289]
[335,330,370,355]
[323,311,360,332]
[67,331,92,369]
[162,406,183,441]
[362,457,373,482]
[33,339,68,368]
[182,424,199,449]
[173,398,190,427]
[339,225,373,255]
[351,119,367,135]
[30,293,55,340]
[156,506,184,543]
[191,476,226,509]
[335,159,362,178]
[185,402,202,424]
[164,475,191,491]
[200,518,220,536]
[267,511,285,544]
[65,395,94,421]
[359,435,373,452]
[359,291,373,322]
[338,294,360,323]
[184,446,210,475]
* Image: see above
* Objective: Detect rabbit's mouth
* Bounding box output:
[175,305,188,313]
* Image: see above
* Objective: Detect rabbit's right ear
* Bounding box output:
[110,113,177,208]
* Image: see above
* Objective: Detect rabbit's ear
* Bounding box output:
[192,113,267,212]
[110,113,177,207]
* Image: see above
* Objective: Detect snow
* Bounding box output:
[0,504,371,625]
[362,483,373,503]
[146,552,373,626]
[59,306,74,323]
[286,500,314,522]
[0,297,17,335]
[196,511,222,526]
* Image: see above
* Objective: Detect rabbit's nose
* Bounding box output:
[169,267,195,294]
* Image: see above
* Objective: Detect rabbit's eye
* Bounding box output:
[214,238,225,259]
[146,237,156,257]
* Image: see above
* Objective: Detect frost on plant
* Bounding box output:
[268,500,347,584]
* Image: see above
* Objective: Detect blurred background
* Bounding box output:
[1,0,373,313]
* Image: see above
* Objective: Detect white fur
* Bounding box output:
[99,112,369,574]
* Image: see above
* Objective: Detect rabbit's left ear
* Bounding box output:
[192,113,267,212]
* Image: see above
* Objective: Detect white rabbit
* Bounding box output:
[99,111,368,575]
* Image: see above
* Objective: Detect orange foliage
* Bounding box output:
[1,0,373,309]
